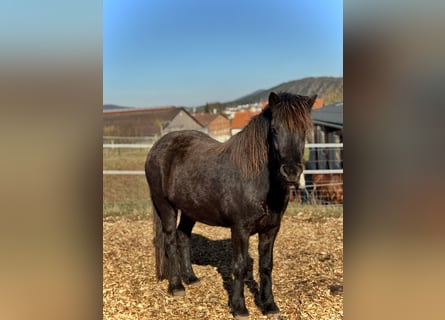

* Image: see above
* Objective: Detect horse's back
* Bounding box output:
[145,130,219,192]
[147,130,216,166]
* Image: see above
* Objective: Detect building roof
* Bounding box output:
[312,97,325,109]
[164,108,204,132]
[192,113,220,127]
[103,107,185,136]
[311,102,343,129]
[231,111,260,129]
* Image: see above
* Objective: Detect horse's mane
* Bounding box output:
[217,93,313,176]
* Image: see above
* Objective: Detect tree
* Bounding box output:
[204,102,223,114]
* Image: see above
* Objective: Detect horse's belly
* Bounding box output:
[178,202,232,227]
[169,187,231,227]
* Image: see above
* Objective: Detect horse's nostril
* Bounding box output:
[280,165,289,178]
[280,164,302,182]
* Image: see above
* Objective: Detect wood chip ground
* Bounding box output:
[103,214,343,319]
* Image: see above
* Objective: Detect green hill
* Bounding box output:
[224,76,343,107]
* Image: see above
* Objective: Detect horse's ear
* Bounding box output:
[268,92,280,106]
[307,94,318,111]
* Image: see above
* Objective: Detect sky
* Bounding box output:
[103,0,343,108]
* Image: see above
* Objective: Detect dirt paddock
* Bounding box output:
[103,214,343,319]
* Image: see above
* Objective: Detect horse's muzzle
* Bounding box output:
[279,164,301,185]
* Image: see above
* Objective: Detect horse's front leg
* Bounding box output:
[258,226,280,317]
[230,226,250,319]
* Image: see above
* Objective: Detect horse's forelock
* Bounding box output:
[269,93,314,136]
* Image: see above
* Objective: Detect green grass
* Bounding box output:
[103,201,150,218]
[103,175,151,219]
[103,148,148,171]
[103,148,150,219]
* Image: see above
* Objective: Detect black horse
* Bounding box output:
[145,92,316,319]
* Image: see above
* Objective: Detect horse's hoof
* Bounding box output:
[234,315,249,320]
[266,312,281,320]
[184,276,200,286]
[187,278,200,286]
[171,289,185,297]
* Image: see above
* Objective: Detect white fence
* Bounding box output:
[103,142,343,175]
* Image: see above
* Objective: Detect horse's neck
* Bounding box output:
[221,119,269,176]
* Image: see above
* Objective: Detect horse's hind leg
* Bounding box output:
[153,198,185,296]
[177,213,199,285]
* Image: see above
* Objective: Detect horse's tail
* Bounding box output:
[152,203,168,280]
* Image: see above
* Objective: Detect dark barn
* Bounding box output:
[306,102,343,203]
